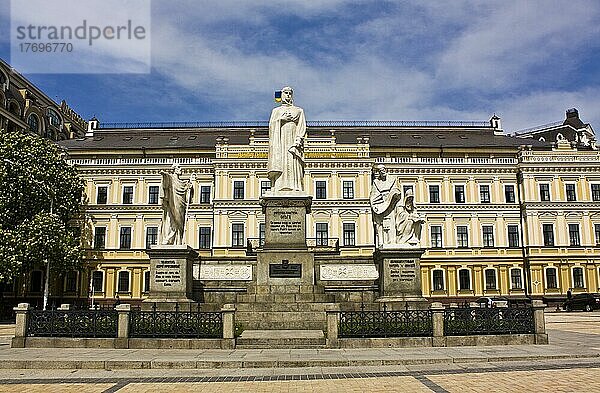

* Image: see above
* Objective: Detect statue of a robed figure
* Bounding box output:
[267,86,307,195]
[160,164,194,245]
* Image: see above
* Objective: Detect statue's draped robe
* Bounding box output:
[160,173,192,245]
[396,196,422,246]
[267,104,307,193]
[370,178,402,246]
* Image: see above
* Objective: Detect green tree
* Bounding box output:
[0,130,84,285]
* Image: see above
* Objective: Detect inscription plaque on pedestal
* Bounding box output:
[145,245,197,304]
[269,262,302,278]
[376,249,426,307]
[260,196,312,249]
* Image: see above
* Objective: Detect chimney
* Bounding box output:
[490,114,503,135]
[86,117,99,137]
[563,108,584,128]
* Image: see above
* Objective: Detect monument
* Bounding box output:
[257,86,315,292]
[144,163,197,307]
[370,164,427,307]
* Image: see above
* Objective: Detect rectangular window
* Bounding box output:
[199,227,211,249]
[568,224,580,246]
[342,180,354,199]
[542,224,554,246]
[94,227,106,250]
[122,186,134,204]
[545,268,558,289]
[592,184,600,202]
[315,181,327,199]
[432,270,444,291]
[200,185,211,203]
[316,223,328,246]
[510,269,523,289]
[259,223,266,246]
[573,267,584,288]
[454,185,465,203]
[145,227,158,249]
[119,227,132,249]
[566,184,576,201]
[260,180,271,196]
[508,225,519,248]
[117,271,130,293]
[504,185,515,203]
[459,269,471,290]
[429,185,440,203]
[148,185,159,204]
[430,226,442,248]
[456,226,468,248]
[97,186,108,204]
[403,185,414,196]
[65,271,77,293]
[479,185,490,203]
[595,224,600,245]
[482,226,494,247]
[540,184,550,201]
[91,271,104,293]
[231,223,244,247]
[343,222,356,246]
[233,181,244,200]
[143,271,150,293]
[485,269,497,290]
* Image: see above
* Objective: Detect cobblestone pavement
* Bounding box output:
[0,312,598,392]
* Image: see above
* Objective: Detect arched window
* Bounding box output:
[0,71,6,87]
[27,113,39,133]
[47,109,61,126]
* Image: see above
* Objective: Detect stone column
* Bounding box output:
[532,300,548,344]
[115,303,130,349]
[430,302,445,347]
[221,304,236,349]
[11,303,31,348]
[325,304,340,348]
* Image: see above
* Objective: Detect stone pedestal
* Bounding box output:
[257,195,315,290]
[144,245,197,309]
[376,248,427,309]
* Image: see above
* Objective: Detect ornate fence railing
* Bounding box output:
[129,305,222,338]
[443,307,535,336]
[339,310,433,338]
[26,308,118,338]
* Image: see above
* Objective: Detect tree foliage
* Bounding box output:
[0,130,84,281]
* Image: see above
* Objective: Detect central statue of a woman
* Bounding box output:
[267,86,307,195]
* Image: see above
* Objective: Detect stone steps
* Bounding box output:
[236,329,326,349]
[236,311,327,330]
[236,293,336,303]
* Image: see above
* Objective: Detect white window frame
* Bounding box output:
[341,178,355,200]
[565,182,578,202]
[63,270,79,293]
[259,179,272,197]
[402,183,415,196]
[230,222,245,247]
[567,223,581,246]
[430,225,443,248]
[118,225,133,249]
[90,270,105,294]
[571,266,586,289]
[503,183,517,203]
[506,223,520,248]
[544,266,559,290]
[455,224,470,248]
[454,183,466,203]
[478,183,491,203]
[199,183,212,203]
[541,223,555,246]
[314,178,328,200]
[121,183,136,204]
[590,183,600,202]
[509,267,524,290]
[431,268,446,291]
[231,178,246,200]
[457,268,472,291]
[93,225,107,249]
[539,182,551,202]
[481,224,495,248]
[427,182,442,203]
[147,183,160,205]
[483,267,498,291]
[144,226,159,249]
[342,220,356,246]
[143,270,151,293]
[116,269,131,293]
[95,182,110,204]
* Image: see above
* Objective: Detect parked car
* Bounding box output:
[562,293,600,312]
[476,296,509,308]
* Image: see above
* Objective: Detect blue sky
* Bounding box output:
[1,0,599,132]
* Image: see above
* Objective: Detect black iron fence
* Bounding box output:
[129,303,222,338]
[339,310,433,338]
[26,308,118,338]
[443,307,535,336]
